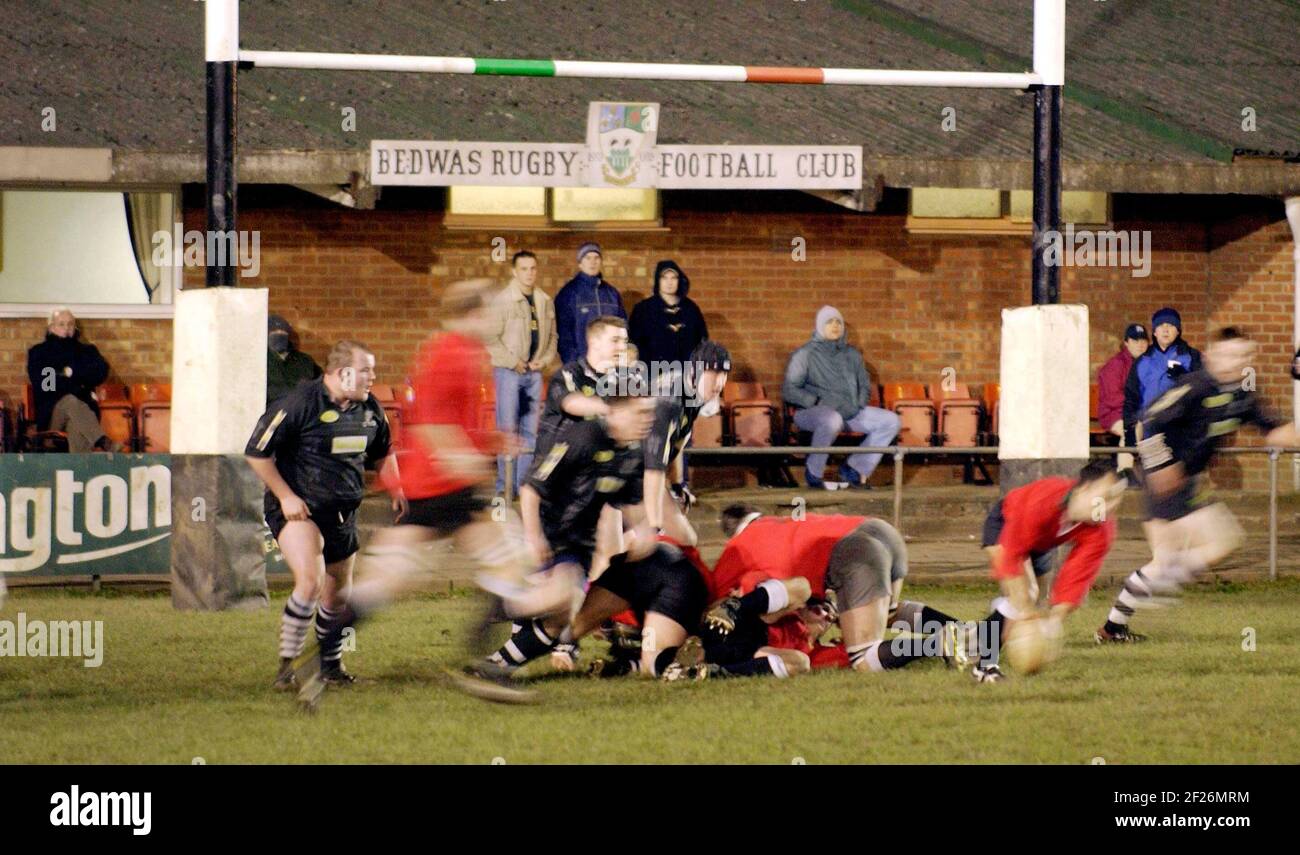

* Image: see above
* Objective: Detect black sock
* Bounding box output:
[652,646,680,677]
[920,604,960,625]
[719,657,776,677]
[488,618,558,670]
[735,586,771,619]
[316,603,356,666]
[1103,619,1126,635]
[879,637,927,669]
[978,610,1004,667]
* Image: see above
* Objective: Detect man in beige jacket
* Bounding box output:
[486,250,558,494]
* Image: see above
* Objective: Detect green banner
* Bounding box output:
[0,454,171,577]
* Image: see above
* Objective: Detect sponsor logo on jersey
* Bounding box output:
[594,450,614,462]
[320,410,340,423]
[595,476,625,493]
[330,435,368,454]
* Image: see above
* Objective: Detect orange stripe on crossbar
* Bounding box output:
[744,66,825,84]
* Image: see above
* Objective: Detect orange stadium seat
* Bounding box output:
[883,382,935,447]
[931,381,982,447]
[96,384,136,450]
[132,383,171,452]
[22,384,69,452]
[723,381,775,447]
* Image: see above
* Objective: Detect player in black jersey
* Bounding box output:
[464,380,662,687]
[641,340,731,545]
[1098,328,1298,642]
[245,340,393,689]
[532,316,628,463]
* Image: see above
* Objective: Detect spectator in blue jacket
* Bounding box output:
[782,305,900,490]
[554,242,626,364]
[1123,306,1202,446]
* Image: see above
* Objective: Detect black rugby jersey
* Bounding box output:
[245,378,391,508]
[526,417,644,561]
[644,392,702,472]
[1139,369,1281,478]
[532,358,613,460]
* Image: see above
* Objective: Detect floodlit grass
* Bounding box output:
[1,580,1297,764]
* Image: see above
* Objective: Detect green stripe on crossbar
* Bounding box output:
[474,58,556,76]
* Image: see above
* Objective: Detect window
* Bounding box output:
[444,187,661,230]
[906,188,1110,235]
[0,189,181,318]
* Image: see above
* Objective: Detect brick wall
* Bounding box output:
[2,190,1294,488]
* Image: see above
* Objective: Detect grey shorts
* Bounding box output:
[824,518,908,610]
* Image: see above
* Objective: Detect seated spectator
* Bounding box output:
[629,260,707,369]
[26,307,114,451]
[782,306,900,490]
[1123,307,1201,447]
[554,242,626,364]
[266,314,322,405]
[1097,322,1148,470]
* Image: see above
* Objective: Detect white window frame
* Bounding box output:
[0,185,184,319]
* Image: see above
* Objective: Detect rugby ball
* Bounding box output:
[1005,617,1062,675]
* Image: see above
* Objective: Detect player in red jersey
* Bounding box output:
[970,458,1126,683]
[698,507,967,676]
[293,280,561,708]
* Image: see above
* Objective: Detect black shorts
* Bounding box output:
[702,613,770,665]
[593,545,708,632]
[1144,473,1207,522]
[401,487,491,535]
[981,499,1053,577]
[265,499,359,565]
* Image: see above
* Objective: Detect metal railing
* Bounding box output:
[500,444,1300,581]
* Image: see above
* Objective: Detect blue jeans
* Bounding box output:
[793,405,901,482]
[494,367,543,493]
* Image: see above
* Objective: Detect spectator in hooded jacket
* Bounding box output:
[266,314,322,406]
[628,260,708,369]
[782,306,900,490]
[554,242,626,364]
[1123,307,1201,447]
[26,307,114,451]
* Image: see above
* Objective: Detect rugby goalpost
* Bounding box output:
[188,0,1079,490]
[203,0,1065,303]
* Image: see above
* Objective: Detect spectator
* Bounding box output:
[1098,323,1148,475]
[1291,345,1299,381]
[628,260,708,369]
[1123,307,1201,447]
[26,307,113,452]
[782,305,900,490]
[485,250,558,494]
[266,314,322,405]
[554,242,625,364]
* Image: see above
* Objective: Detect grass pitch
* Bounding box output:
[2,580,1298,764]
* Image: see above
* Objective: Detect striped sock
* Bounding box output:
[487,618,558,672]
[1107,563,1157,628]
[316,604,352,664]
[279,594,317,660]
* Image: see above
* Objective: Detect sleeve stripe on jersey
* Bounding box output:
[661,422,676,467]
[562,369,576,392]
[255,410,288,452]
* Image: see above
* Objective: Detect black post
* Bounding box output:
[1031,84,1062,305]
[205,60,237,287]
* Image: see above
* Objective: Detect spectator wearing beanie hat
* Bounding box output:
[554,241,626,364]
[1122,307,1201,447]
[782,305,900,490]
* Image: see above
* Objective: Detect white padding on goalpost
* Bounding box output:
[171,288,267,454]
[998,304,1089,460]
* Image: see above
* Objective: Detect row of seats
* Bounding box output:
[687,380,1004,450]
[4,383,172,453]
